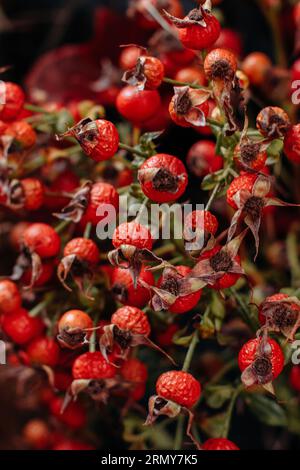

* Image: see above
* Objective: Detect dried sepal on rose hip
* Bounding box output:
[67,351,118,405]
[165,0,220,51]
[138,153,188,203]
[258,293,300,342]
[233,138,268,172]
[169,85,211,127]
[57,237,99,299]
[145,370,201,449]
[140,265,204,313]
[11,223,60,289]
[54,181,119,225]
[111,265,154,308]
[108,221,165,286]
[256,106,291,139]
[57,118,119,162]
[183,209,218,258]
[57,309,93,350]
[238,336,284,394]
[122,51,164,90]
[182,229,247,291]
[2,177,44,212]
[204,48,237,84]
[99,305,175,365]
[227,174,300,258]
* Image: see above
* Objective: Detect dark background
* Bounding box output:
[0,0,277,85]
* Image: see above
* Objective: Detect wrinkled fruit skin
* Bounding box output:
[26,336,60,367]
[82,182,119,226]
[23,223,61,258]
[202,438,239,450]
[156,370,201,408]
[226,173,258,210]
[87,119,119,162]
[258,293,300,325]
[238,338,284,380]
[63,238,100,263]
[111,306,151,336]
[138,154,188,203]
[112,222,153,250]
[72,351,116,379]
[0,82,25,121]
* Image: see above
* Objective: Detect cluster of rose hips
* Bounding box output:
[1,0,300,451]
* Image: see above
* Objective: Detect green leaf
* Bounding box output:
[246,394,287,427]
[267,139,284,157]
[205,385,234,409]
[201,169,226,191]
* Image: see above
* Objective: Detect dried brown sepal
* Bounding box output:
[57,253,96,300]
[164,2,212,28]
[53,181,91,223]
[260,296,300,342]
[56,118,100,155]
[241,332,274,389]
[10,246,42,289]
[122,57,147,91]
[221,76,246,136]
[57,327,89,350]
[173,86,211,127]
[108,244,165,288]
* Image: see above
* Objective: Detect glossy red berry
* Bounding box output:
[23,223,61,258]
[71,119,119,162]
[72,351,116,379]
[138,154,188,203]
[202,438,239,450]
[187,140,223,177]
[174,9,220,50]
[123,55,164,90]
[49,396,86,429]
[158,265,202,314]
[58,309,93,335]
[226,173,258,210]
[242,52,272,87]
[0,279,22,314]
[284,124,300,164]
[20,178,44,211]
[112,222,153,250]
[82,182,119,226]
[116,85,161,123]
[26,336,60,367]
[0,82,25,121]
[204,48,237,82]
[2,308,44,345]
[111,266,154,308]
[63,238,99,264]
[238,338,284,380]
[156,370,201,408]
[111,305,151,336]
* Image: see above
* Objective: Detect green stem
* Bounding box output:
[154,242,176,257]
[163,77,210,91]
[24,103,52,114]
[174,331,199,450]
[55,219,72,234]
[119,142,147,158]
[221,383,243,438]
[84,222,92,239]
[228,288,258,331]
[29,296,53,317]
[205,182,221,211]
